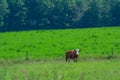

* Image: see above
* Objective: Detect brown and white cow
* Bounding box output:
[65,49,80,62]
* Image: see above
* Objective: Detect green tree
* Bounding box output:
[0,0,9,30]
[110,0,120,26]
[98,0,112,26]
[24,0,51,29]
[80,1,99,27]
[5,0,27,31]
[1,0,120,32]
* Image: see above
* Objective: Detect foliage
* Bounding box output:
[0,0,9,28]
[0,0,120,31]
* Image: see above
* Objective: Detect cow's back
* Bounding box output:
[66,50,75,58]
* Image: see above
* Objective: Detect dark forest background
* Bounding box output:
[0,0,120,32]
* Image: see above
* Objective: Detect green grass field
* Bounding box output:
[0,27,120,80]
[0,59,120,80]
[0,27,120,60]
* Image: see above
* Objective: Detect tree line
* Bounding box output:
[0,0,120,32]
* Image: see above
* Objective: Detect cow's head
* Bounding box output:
[75,49,80,55]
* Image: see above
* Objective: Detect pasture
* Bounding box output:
[0,59,120,80]
[0,27,120,60]
[0,27,120,80]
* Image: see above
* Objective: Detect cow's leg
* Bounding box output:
[68,58,70,62]
[67,58,70,62]
[73,58,76,62]
[74,58,78,62]
[66,56,68,62]
[66,57,70,62]
[66,57,68,62]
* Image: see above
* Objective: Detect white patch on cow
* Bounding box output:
[76,49,79,55]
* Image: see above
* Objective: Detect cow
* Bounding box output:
[65,49,80,62]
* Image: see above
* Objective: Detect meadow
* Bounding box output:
[0,27,120,80]
[0,59,120,80]
[0,27,120,60]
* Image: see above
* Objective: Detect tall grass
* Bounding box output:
[0,59,120,80]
